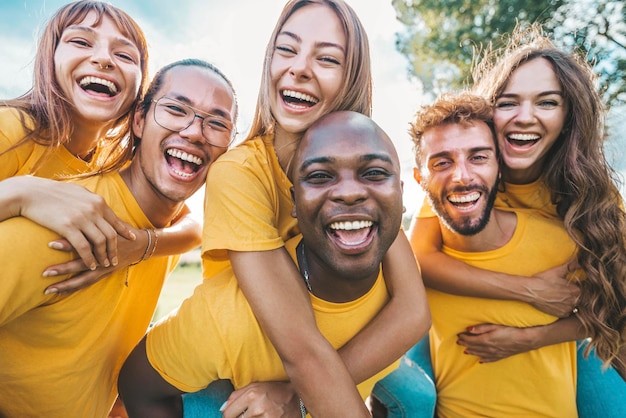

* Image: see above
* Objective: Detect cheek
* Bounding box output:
[318,71,344,102]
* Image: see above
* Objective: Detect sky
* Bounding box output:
[0,0,427,224]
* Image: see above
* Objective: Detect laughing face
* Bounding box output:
[270,4,346,138]
[132,65,236,204]
[291,112,402,297]
[493,57,568,184]
[417,122,499,236]
[53,11,142,128]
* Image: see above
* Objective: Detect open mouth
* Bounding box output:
[507,133,540,148]
[281,89,319,109]
[79,76,119,97]
[165,148,204,178]
[447,191,480,209]
[328,220,375,247]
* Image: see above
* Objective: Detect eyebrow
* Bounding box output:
[300,153,393,171]
[167,94,232,120]
[64,24,137,49]
[498,90,563,98]
[428,146,495,160]
[278,30,346,54]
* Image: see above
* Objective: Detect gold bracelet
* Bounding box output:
[129,229,152,267]
[147,229,158,259]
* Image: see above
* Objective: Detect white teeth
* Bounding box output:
[448,192,480,203]
[79,76,118,94]
[329,220,373,230]
[171,168,193,178]
[167,149,203,165]
[508,133,540,141]
[282,89,319,104]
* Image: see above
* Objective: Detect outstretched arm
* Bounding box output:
[338,230,430,383]
[410,216,579,317]
[457,316,585,363]
[230,248,371,417]
[43,206,201,293]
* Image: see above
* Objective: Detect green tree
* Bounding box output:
[393,0,626,108]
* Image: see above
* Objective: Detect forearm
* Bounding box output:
[339,231,431,383]
[410,216,533,302]
[0,176,30,221]
[525,317,586,350]
[230,249,369,417]
[151,207,201,257]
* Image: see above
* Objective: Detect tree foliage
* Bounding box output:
[393,0,626,108]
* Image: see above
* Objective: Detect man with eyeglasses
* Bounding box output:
[0,58,237,418]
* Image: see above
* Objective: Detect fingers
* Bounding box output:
[44,267,115,294]
[43,259,87,278]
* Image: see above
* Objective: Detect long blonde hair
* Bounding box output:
[245,0,372,141]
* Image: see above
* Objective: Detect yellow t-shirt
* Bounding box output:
[147,237,399,399]
[201,134,299,278]
[0,107,102,180]
[427,210,578,417]
[415,177,558,220]
[0,172,178,418]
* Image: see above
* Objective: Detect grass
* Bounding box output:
[153,262,203,322]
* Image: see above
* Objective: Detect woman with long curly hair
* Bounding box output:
[410,23,626,379]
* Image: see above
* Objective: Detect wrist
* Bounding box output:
[129,228,158,266]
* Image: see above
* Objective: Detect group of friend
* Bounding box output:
[0,1,624,418]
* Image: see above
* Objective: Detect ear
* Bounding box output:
[290,187,297,219]
[413,167,421,184]
[132,104,145,139]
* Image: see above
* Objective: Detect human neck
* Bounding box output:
[296,241,379,303]
[441,209,517,253]
[119,163,183,229]
[503,166,542,185]
[273,126,301,174]
[64,118,114,162]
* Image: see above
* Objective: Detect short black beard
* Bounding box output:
[427,179,499,236]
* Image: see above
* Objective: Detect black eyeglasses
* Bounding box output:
[152,97,235,148]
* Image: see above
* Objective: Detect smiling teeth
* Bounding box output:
[508,133,540,141]
[330,220,373,230]
[167,149,203,165]
[282,89,319,104]
[449,192,480,203]
[79,76,118,94]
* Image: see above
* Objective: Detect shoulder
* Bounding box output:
[207,135,279,185]
[0,107,33,144]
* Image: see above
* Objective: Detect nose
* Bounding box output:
[289,53,312,80]
[513,101,536,124]
[180,115,205,144]
[452,160,473,184]
[91,44,114,70]
[330,174,368,205]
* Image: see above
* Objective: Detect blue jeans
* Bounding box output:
[182,338,625,418]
